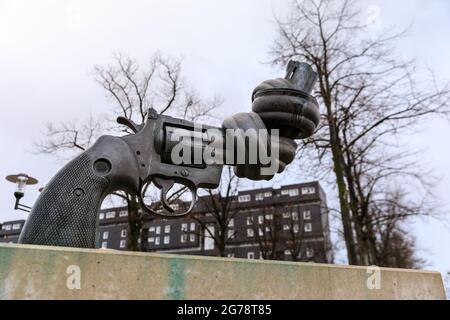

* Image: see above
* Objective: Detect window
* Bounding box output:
[190,222,196,231]
[148,237,155,243]
[229,218,234,227]
[258,215,264,224]
[164,236,170,244]
[164,225,171,234]
[228,230,235,239]
[155,237,160,245]
[301,186,315,195]
[181,223,188,232]
[265,214,273,220]
[283,224,290,231]
[181,234,187,243]
[281,189,289,195]
[204,225,215,250]
[284,250,291,255]
[246,216,253,225]
[247,252,255,259]
[119,210,128,217]
[293,224,299,233]
[255,193,264,201]
[305,223,312,232]
[247,229,254,237]
[227,253,235,258]
[190,234,195,242]
[265,226,271,232]
[99,213,105,220]
[258,228,263,236]
[292,212,299,221]
[120,240,126,248]
[105,211,116,219]
[306,247,314,258]
[101,241,108,248]
[102,231,109,240]
[121,229,127,238]
[156,226,161,235]
[282,212,291,218]
[12,223,21,230]
[238,194,251,203]
[288,188,299,197]
[303,210,312,220]
[149,226,156,233]
[264,191,272,197]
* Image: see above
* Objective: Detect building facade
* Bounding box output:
[0,182,333,264]
[97,182,333,263]
[0,220,25,243]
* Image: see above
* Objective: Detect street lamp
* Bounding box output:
[5,173,39,213]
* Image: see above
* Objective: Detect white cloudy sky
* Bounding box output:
[0,0,449,276]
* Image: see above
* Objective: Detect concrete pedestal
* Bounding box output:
[0,243,446,300]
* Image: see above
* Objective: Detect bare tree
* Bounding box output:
[93,52,222,125]
[252,206,283,260]
[271,0,450,265]
[253,206,326,262]
[367,190,426,268]
[35,115,109,159]
[283,208,307,262]
[375,225,424,269]
[34,52,222,251]
[193,167,240,257]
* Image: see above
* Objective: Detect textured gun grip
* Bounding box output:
[19,152,109,248]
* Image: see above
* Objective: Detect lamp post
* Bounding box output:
[5,173,39,213]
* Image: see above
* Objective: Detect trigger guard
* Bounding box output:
[138,180,161,216]
[138,178,198,218]
[160,184,197,218]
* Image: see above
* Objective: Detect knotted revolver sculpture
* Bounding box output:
[18,61,320,248]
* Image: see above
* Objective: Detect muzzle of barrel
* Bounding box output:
[251,61,320,140]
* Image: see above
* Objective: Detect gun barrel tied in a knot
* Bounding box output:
[222,61,320,181]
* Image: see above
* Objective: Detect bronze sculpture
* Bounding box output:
[18,61,320,248]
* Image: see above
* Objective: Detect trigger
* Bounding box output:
[153,177,176,214]
[117,116,144,134]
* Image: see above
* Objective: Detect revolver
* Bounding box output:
[18,61,320,248]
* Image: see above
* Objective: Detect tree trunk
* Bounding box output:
[359,201,380,265]
[324,106,359,265]
[343,155,370,265]
[127,195,143,252]
[218,227,227,257]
